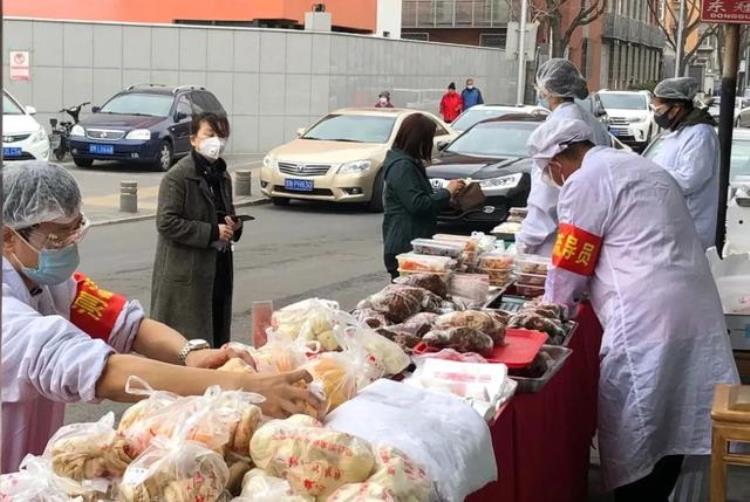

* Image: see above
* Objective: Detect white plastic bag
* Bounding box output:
[271,298,341,351]
[233,468,312,502]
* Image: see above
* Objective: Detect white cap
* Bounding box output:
[527,118,594,168]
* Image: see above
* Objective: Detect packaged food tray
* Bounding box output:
[477,252,515,271]
[514,254,551,275]
[411,238,465,258]
[515,283,545,298]
[515,272,547,286]
[396,252,456,273]
[432,234,478,252]
[510,345,573,393]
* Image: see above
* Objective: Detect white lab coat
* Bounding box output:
[1,258,143,473]
[517,102,612,256]
[544,147,738,490]
[651,123,719,250]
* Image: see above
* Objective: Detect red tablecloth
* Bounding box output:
[468,304,603,502]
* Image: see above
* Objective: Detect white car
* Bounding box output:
[597,90,657,152]
[3,91,49,162]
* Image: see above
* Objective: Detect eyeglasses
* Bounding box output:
[22,214,91,250]
[650,104,669,114]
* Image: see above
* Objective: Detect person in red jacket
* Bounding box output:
[440,82,463,123]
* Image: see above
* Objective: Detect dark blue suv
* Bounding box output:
[69,84,226,171]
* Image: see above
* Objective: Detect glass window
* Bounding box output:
[730,139,750,181]
[3,93,24,115]
[176,95,192,118]
[445,122,538,158]
[451,107,518,131]
[191,91,223,114]
[100,93,174,117]
[599,93,648,110]
[302,114,397,144]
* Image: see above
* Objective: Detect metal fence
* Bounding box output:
[402,0,510,28]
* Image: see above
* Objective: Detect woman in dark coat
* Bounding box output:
[382,113,464,278]
[151,112,242,347]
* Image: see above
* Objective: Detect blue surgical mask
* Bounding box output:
[13,230,80,285]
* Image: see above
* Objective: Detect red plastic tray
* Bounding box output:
[413,328,548,369]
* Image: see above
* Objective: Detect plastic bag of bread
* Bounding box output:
[250,416,375,498]
[393,273,448,298]
[43,412,133,482]
[271,299,341,351]
[434,310,506,345]
[423,327,494,355]
[361,285,425,323]
[236,468,313,501]
[119,436,228,501]
[326,445,430,502]
[302,352,361,415]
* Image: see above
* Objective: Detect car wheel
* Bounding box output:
[366,170,385,213]
[271,197,291,206]
[154,141,173,172]
[73,157,93,168]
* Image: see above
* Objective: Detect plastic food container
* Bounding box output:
[491,221,523,235]
[478,268,512,286]
[514,254,551,275]
[477,252,515,271]
[411,238,465,258]
[448,273,490,304]
[432,234,478,252]
[398,269,450,280]
[515,283,545,298]
[515,272,547,286]
[396,253,456,273]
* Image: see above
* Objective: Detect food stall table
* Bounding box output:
[468,303,603,501]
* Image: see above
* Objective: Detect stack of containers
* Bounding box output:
[476,250,515,287]
[513,254,551,298]
[396,252,457,278]
[492,207,528,236]
[432,234,480,270]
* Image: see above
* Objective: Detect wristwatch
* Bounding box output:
[178,339,211,364]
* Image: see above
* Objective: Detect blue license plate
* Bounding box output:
[285,179,314,192]
[89,144,114,155]
[3,147,22,157]
[610,129,624,136]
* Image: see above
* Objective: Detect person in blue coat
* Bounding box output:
[461,78,484,111]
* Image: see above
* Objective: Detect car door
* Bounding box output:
[171,94,193,156]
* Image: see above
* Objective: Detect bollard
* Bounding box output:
[120,181,138,213]
[235,170,252,197]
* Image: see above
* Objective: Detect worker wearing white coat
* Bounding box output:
[650,77,719,249]
[1,162,320,473]
[530,119,738,500]
[516,58,611,256]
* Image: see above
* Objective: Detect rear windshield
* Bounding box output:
[100,93,174,117]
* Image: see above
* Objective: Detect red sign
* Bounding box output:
[702,0,750,23]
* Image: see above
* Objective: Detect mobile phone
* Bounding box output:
[230,214,255,222]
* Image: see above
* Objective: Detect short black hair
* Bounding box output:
[393,113,437,161]
[191,111,230,138]
[448,82,456,90]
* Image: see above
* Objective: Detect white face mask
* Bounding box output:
[541,163,564,189]
[467,85,474,90]
[197,136,226,161]
[379,97,388,105]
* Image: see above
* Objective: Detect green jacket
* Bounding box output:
[381,148,451,256]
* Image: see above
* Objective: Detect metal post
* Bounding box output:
[674,0,686,77]
[745,35,750,91]
[235,170,253,197]
[516,0,528,105]
[119,181,138,213]
[716,24,741,255]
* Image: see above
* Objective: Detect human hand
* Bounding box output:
[242,369,323,419]
[184,345,257,370]
[225,215,242,232]
[218,224,234,241]
[446,179,466,195]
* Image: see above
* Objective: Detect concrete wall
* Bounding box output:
[3,18,515,154]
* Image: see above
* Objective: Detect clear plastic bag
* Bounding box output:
[362,285,426,323]
[234,468,313,501]
[434,310,506,345]
[249,416,375,499]
[271,299,341,351]
[44,411,133,482]
[118,437,229,501]
[393,272,448,298]
[302,352,362,416]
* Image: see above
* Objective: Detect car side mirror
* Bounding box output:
[437,140,449,151]
[593,102,607,118]
[24,105,36,115]
[296,127,306,138]
[91,106,101,113]
[175,111,189,122]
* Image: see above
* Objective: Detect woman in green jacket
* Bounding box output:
[382,113,464,278]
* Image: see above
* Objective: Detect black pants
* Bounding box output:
[384,254,399,280]
[211,251,232,348]
[613,455,684,502]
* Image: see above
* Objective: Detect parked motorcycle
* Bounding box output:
[49,101,89,162]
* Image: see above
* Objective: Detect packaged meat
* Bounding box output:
[250,417,375,498]
[237,468,313,501]
[119,437,229,502]
[376,327,423,351]
[364,284,425,323]
[326,445,430,502]
[422,327,494,355]
[434,310,506,345]
[402,312,439,337]
[396,253,456,273]
[432,234,479,252]
[520,301,567,321]
[515,272,547,286]
[410,238,465,258]
[477,251,514,271]
[271,298,341,351]
[508,313,567,342]
[515,283,545,298]
[44,412,133,482]
[448,273,490,306]
[393,272,448,298]
[513,254,551,275]
[351,308,390,329]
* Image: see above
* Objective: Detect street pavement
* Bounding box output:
[59,154,267,224]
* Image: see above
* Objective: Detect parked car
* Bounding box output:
[260,108,456,212]
[2,90,50,162]
[597,90,657,151]
[449,104,549,134]
[68,84,226,171]
[706,96,747,123]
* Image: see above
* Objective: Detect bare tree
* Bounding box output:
[645,0,718,75]
[530,0,607,57]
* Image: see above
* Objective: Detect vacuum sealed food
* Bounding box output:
[402,312,439,338]
[422,327,494,355]
[393,272,448,298]
[508,313,566,343]
[361,285,426,323]
[376,327,423,351]
[520,300,567,321]
[434,310,506,345]
[351,308,390,329]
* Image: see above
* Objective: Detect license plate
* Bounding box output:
[430,178,446,190]
[610,129,624,136]
[285,179,314,192]
[3,147,22,157]
[89,144,114,155]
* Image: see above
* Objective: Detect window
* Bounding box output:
[445,121,538,158]
[3,93,23,115]
[433,119,449,136]
[176,95,192,119]
[302,114,397,144]
[191,91,224,114]
[402,32,430,41]
[479,32,506,48]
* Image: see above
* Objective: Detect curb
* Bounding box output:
[90,196,271,227]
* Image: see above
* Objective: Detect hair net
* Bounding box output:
[3,161,82,229]
[653,77,699,101]
[535,58,589,100]
[527,118,594,167]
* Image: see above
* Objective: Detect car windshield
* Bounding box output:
[645,136,750,182]
[302,114,396,143]
[100,93,173,117]
[446,122,538,158]
[3,94,24,115]
[599,93,648,110]
[451,108,516,131]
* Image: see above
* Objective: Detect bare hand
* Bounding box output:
[184,345,257,370]
[225,215,242,232]
[447,179,466,195]
[242,369,323,419]
[218,224,234,241]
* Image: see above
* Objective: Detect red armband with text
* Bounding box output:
[552,223,603,276]
[70,272,127,342]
